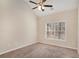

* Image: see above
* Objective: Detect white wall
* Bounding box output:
[78,4,79,54]
[37,9,78,49]
[0,0,37,54]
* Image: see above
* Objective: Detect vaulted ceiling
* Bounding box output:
[25,0,78,16]
[0,0,78,16]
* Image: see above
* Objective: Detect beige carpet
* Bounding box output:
[0,43,79,58]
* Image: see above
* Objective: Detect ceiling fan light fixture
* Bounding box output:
[38,5,45,11]
[38,6,41,11]
[42,5,45,9]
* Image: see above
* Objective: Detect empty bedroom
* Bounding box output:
[0,0,79,58]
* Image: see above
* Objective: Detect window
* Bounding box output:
[45,21,66,40]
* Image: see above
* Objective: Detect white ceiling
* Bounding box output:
[25,0,78,16]
[0,0,78,16]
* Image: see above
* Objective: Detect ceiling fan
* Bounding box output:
[29,0,53,11]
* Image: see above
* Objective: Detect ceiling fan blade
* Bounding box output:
[44,5,53,7]
[29,0,37,4]
[32,6,38,9]
[42,0,46,3]
[41,6,44,11]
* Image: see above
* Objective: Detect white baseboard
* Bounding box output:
[39,42,77,50]
[0,41,37,55]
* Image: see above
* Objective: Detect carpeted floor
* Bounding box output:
[0,43,79,58]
